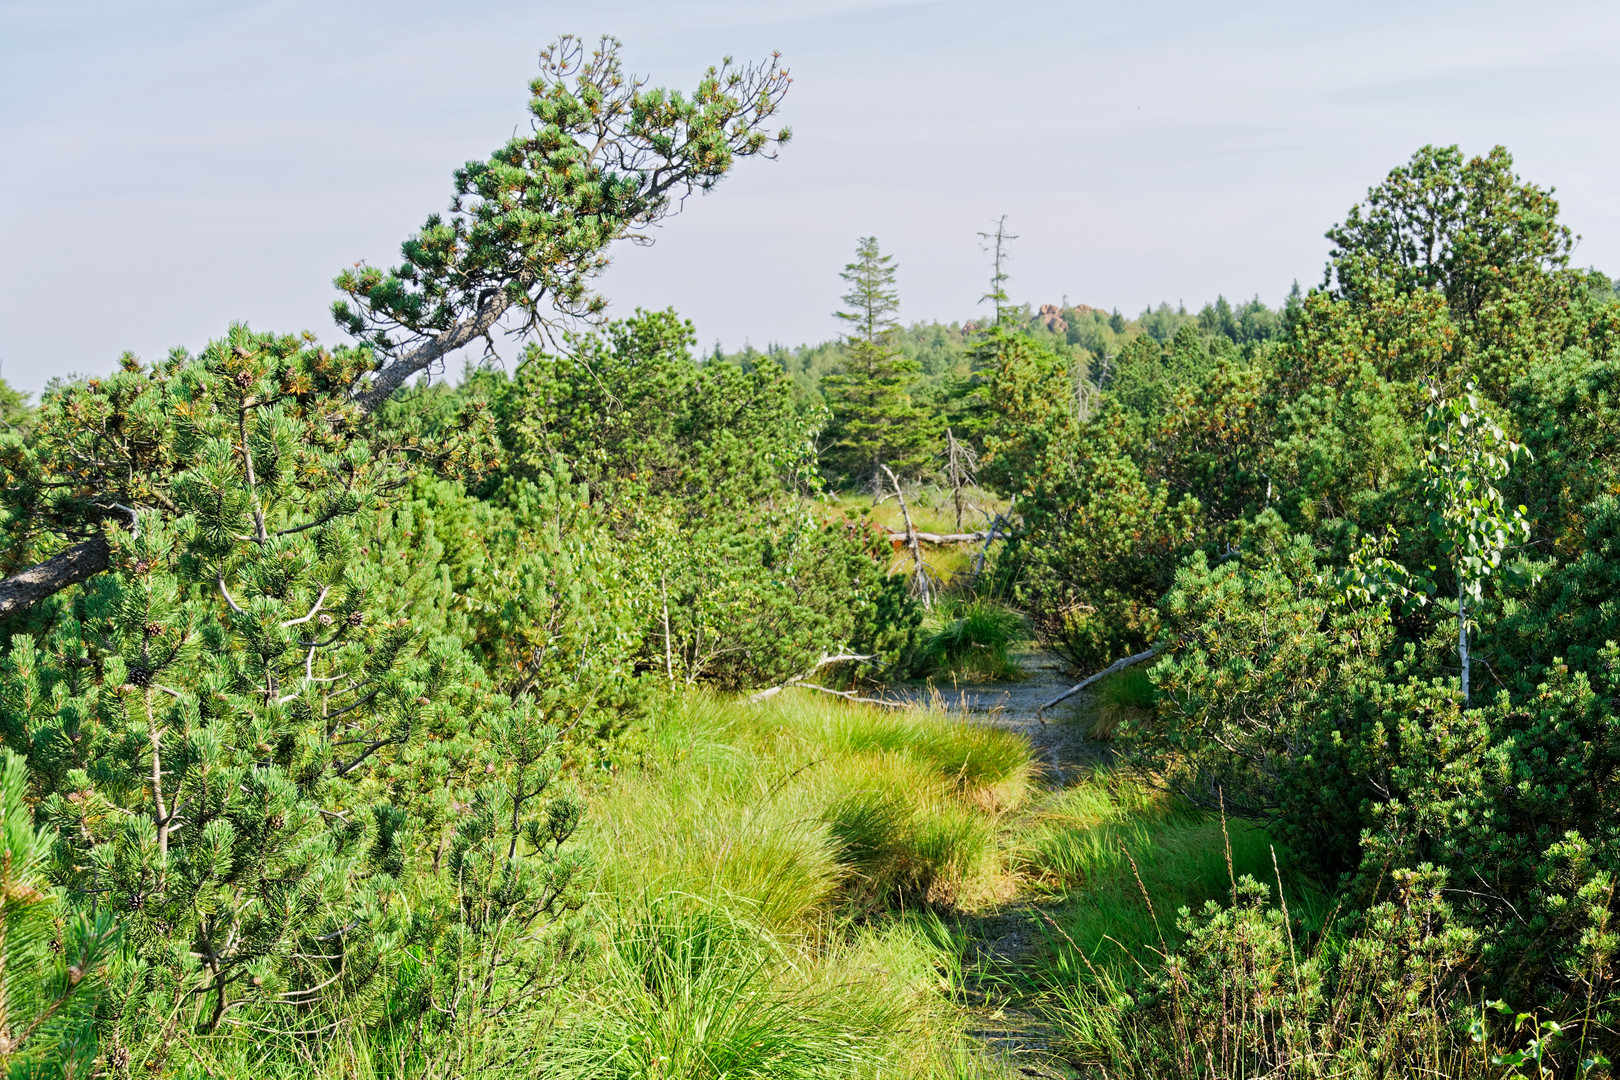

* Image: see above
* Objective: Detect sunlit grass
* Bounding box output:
[914,598,1027,682]
[1014,769,1310,987]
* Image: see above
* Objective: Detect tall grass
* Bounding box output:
[1086,664,1156,740]
[914,598,1026,682]
[1014,769,1322,988]
[547,690,1037,1078]
[591,691,1034,922]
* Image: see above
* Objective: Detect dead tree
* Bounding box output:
[941,427,980,533]
[880,464,931,610]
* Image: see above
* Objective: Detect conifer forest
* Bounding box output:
[6,32,1620,1080]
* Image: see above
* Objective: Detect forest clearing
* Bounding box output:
[2,27,1619,1080]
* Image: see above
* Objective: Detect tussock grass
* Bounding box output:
[1087,664,1156,740]
[915,598,1026,682]
[546,690,1037,1078]
[591,691,1034,923]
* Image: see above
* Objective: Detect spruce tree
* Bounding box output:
[819,238,937,485]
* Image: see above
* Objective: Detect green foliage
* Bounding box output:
[0,331,429,579]
[1054,866,1500,1079]
[593,691,1031,926]
[819,238,938,484]
[480,307,920,690]
[545,904,892,1078]
[498,308,817,510]
[1326,145,1574,329]
[0,332,594,1073]
[0,750,118,1078]
[1013,434,1200,673]
[0,380,28,438]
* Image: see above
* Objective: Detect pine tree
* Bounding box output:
[819,238,937,485]
[0,330,591,1069]
[0,749,116,1076]
[1,33,793,622]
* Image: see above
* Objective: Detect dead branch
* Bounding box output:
[795,683,908,708]
[1034,648,1158,722]
[882,530,996,545]
[745,652,874,704]
[880,464,931,609]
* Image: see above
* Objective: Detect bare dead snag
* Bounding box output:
[880,464,930,609]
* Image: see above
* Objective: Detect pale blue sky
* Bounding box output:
[4,0,1619,393]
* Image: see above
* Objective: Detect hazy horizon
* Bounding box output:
[5,0,1619,394]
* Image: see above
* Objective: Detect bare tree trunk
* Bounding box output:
[0,535,111,621]
[965,514,1004,592]
[1459,585,1470,704]
[351,290,515,415]
[880,464,930,609]
[661,571,675,684]
[947,428,965,532]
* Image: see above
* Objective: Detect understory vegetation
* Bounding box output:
[3,30,1619,1080]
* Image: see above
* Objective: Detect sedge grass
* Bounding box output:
[1015,770,1319,987]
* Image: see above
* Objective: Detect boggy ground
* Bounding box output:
[883,647,1108,789]
[888,651,1108,1079]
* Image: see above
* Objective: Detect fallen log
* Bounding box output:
[882,530,996,545]
[746,652,874,704]
[1034,648,1158,722]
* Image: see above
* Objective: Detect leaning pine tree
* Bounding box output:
[819,238,938,486]
[0,33,793,1073]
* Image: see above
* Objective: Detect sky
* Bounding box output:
[3,0,1619,394]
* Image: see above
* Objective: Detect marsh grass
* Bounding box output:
[915,598,1027,682]
[1014,770,1320,987]
[590,691,1034,923]
[1086,665,1156,740]
[554,690,1038,1078]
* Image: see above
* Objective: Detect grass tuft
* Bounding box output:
[915,599,1027,682]
[1087,665,1156,740]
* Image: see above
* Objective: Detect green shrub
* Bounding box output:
[0,750,117,1077]
[1041,867,1574,1080]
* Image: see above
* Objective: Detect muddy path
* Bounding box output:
[883,648,1112,788]
[885,651,1114,1078]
